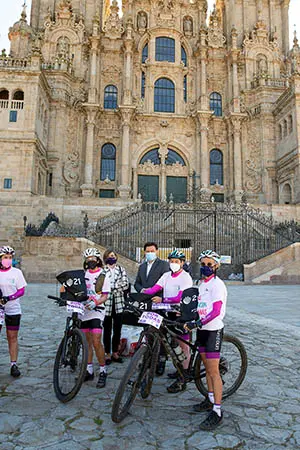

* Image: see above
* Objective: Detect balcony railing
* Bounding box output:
[10,100,24,110]
[0,100,9,108]
[0,56,30,69]
[251,76,288,89]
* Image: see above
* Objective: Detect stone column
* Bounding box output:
[81,109,97,197]
[123,19,134,105]
[118,106,135,198]
[199,28,208,110]
[197,112,212,189]
[231,27,240,112]
[230,115,245,201]
[132,167,138,199]
[281,0,289,55]
[88,16,100,103]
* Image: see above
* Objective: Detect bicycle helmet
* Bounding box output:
[168,249,186,261]
[0,246,15,257]
[198,250,221,265]
[82,247,102,259]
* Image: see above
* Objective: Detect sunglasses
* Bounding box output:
[200,262,215,267]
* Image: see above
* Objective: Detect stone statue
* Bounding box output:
[137,11,147,30]
[183,16,193,34]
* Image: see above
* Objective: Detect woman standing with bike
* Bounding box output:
[81,248,111,388]
[0,246,27,378]
[184,250,227,431]
[102,249,129,365]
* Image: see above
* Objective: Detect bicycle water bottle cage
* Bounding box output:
[56,270,88,302]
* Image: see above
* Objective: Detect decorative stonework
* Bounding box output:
[245,127,262,193]
[63,151,80,185]
[103,0,124,39]
[207,6,226,48]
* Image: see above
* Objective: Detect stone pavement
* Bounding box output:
[0,283,300,450]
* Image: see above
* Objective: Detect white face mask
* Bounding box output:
[170,263,181,273]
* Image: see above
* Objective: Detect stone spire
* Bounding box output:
[8,3,33,58]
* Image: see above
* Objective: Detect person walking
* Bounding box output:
[102,249,129,364]
[0,246,27,378]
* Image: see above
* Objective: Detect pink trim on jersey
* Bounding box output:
[9,287,25,301]
[88,268,101,274]
[171,270,183,278]
[143,284,162,296]
[0,267,12,272]
[163,290,183,304]
[204,274,215,283]
[201,301,223,325]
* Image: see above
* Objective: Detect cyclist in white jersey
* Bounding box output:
[0,246,27,378]
[184,250,227,431]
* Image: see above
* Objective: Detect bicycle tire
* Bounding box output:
[194,333,248,400]
[140,340,160,399]
[112,345,149,423]
[53,328,88,403]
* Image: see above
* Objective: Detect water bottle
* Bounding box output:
[173,343,187,362]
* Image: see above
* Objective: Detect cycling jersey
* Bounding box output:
[82,268,111,322]
[197,275,227,331]
[144,270,193,303]
[0,267,27,316]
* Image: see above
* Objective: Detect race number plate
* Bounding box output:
[151,304,172,310]
[66,301,85,315]
[0,308,4,325]
[138,312,163,329]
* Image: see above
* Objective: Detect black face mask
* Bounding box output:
[86,260,98,270]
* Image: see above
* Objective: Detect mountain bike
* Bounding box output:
[111,302,247,423]
[48,295,88,403]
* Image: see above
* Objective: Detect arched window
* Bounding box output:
[288,115,293,134]
[13,90,24,100]
[284,119,288,137]
[141,72,146,99]
[155,37,175,62]
[166,149,186,166]
[209,92,222,117]
[154,78,175,113]
[100,143,116,181]
[181,46,187,66]
[140,148,160,165]
[104,85,118,109]
[282,183,292,204]
[278,123,283,140]
[142,43,148,64]
[0,89,9,100]
[183,75,187,103]
[210,149,223,185]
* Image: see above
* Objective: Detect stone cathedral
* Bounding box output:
[0,0,300,243]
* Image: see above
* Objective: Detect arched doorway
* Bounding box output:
[136,147,189,202]
[281,183,292,204]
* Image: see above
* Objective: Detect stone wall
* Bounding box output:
[22,236,139,283]
[244,243,300,284]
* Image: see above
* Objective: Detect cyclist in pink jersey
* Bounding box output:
[0,246,27,378]
[142,249,193,393]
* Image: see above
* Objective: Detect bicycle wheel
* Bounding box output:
[53,328,88,403]
[112,345,149,423]
[194,334,248,400]
[140,340,159,399]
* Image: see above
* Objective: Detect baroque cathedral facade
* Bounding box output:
[0,0,299,217]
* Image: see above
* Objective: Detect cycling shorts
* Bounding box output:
[80,318,103,334]
[0,314,21,332]
[196,328,223,359]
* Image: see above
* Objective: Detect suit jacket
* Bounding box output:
[134,258,170,293]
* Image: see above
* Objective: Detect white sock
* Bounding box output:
[10,361,17,367]
[208,392,214,404]
[213,404,222,417]
[99,365,107,373]
[87,363,93,374]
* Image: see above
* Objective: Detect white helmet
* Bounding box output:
[198,250,221,265]
[82,247,101,259]
[0,246,15,257]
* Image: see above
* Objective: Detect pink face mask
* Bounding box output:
[2,259,12,268]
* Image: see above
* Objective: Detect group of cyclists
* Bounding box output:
[0,241,227,431]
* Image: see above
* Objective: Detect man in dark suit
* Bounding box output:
[134,242,169,375]
[134,242,170,293]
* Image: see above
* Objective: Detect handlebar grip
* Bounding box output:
[47,295,61,301]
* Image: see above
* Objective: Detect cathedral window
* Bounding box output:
[181,46,187,67]
[13,90,24,100]
[165,149,186,166]
[154,78,175,113]
[210,149,223,185]
[0,89,9,108]
[104,85,118,109]
[141,72,146,99]
[100,143,116,181]
[209,92,222,117]
[140,148,185,166]
[155,37,175,62]
[140,148,160,165]
[142,43,148,64]
[183,75,187,103]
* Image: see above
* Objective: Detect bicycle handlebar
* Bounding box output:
[124,300,185,328]
[48,295,61,301]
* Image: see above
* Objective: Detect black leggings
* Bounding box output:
[103,302,123,354]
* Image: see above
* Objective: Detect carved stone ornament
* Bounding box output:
[44,0,85,41]
[156,0,175,27]
[138,160,160,174]
[103,0,124,39]
[137,11,148,31]
[207,6,226,48]
[242,18,280,58]
[183,16,193,37]
[245,128,262,193]
[63,152,80,185]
